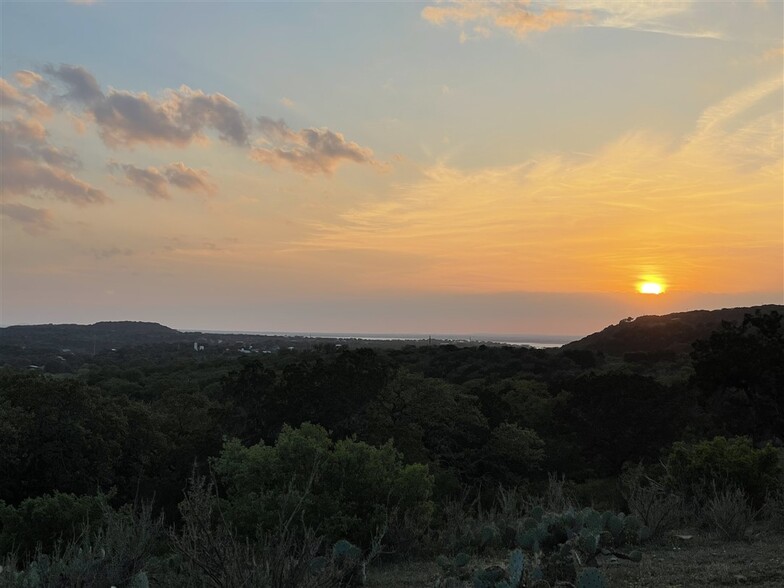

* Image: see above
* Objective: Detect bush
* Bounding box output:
[665,437,782,507]
[0,501,162,587]
[620,465,684,537]
[212,423,434,548]
[0,492,109,559]
[702,485,755,541]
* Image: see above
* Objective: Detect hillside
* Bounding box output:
[564,304,784,355]
[0,321,183,353]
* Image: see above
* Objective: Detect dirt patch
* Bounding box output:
[366,534,784,587]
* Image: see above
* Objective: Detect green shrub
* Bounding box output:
[665,436,782,507]
[212,422,434,548]
[0,492,108,559]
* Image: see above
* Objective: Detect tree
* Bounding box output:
[691,310,784,442]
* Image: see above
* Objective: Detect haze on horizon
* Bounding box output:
[1,0,782,337]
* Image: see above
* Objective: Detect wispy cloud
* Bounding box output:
[251,116,381,175]
[422,0,722,41]
[109,161,217,199]
[0,78,52,118]
[1,116,108,205]
[1,203,56,234]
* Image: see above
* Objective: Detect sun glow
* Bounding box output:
[638,281,665,295]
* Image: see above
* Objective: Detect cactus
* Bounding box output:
[472,550,524,588]
[309,556,328,574]
[481,523,500,548]
[577,529,599,555]
[332,539,361,561]
[584,509,602,532]
[576,568,608,588]
[507,549,524,586]
[605,514,624,540]
[523,516,538,530]
[129,572,149,588]
[628,550,643,563]
[530,506,544,522]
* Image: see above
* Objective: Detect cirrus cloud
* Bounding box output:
[422,0,722,41]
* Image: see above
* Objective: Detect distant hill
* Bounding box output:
[0,321,184,354]
[564,304,784,355]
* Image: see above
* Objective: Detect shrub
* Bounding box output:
[665,436,782,507]
[212,423,434,548]
[0,492,109,559]
[620,465,683,537]
[702,485,756,541]
[0,501,162,586]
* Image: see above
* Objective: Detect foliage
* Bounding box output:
[0,501,162,587]
[212,423,434,548]
[620,465,683,537]
[0,492,109,559]
[691,310,784,441]
[701,485,756,541]
[665,436,782,507]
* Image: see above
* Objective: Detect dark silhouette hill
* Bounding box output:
[563,304,784,355]
[0,321,183,354]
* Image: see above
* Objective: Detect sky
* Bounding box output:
[1,0,782,336]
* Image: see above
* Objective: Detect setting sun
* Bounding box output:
[639,282,665,295]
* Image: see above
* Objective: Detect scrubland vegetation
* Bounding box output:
[0,309,782,587]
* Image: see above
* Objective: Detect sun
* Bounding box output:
[638,281,665,295]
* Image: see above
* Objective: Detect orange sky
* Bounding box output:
[1,1,782,335]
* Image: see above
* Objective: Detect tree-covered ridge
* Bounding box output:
[564,304,784,355]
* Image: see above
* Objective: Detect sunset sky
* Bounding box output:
[2,0,782,336]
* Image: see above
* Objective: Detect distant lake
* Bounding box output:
[194,330,579,349]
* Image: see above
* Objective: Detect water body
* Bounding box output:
[194,330,579,349]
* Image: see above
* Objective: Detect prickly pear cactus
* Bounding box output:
[530,506,544,522]
[507,549,524,586]
[128,571,149,588]
[332,539,361,561]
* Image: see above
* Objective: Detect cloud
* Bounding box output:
[23,64,379,177]
[1,117,108,205]
[300,77,782,295]
[252,117,379,175]
[0,78,52,118]
[43,64,252,148]
[13,70,45,88]
[422,0,721,41]
[109,161,217,198]
[280,97,296,109]
[92,247,133,260]
[422,0,588,38]
[1,203,56,234]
